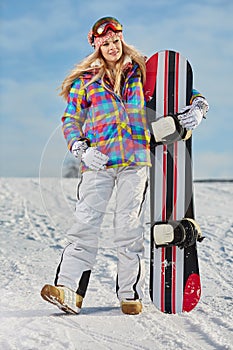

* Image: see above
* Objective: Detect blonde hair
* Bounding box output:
[59,41,146,100]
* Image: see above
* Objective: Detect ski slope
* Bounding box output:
[0,177,232,350]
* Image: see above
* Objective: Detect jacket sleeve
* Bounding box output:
[61,78,90,150]
[190,89,205,104]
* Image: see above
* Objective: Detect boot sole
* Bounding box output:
[41,284,81,314]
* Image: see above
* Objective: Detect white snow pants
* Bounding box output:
[55,166,148,301]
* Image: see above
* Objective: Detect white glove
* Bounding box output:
[71,140,89,158]
[178,97,209,130]
[72,140,109,170]
[81,147,109,170]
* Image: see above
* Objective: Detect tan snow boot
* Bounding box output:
[41,284,83,314]
[121,299,142,315]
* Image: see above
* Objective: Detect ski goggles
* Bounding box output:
[92,17,123,37]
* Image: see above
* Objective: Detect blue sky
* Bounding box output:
[0,0,232,179]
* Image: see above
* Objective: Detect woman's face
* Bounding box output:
[100,34,123,67]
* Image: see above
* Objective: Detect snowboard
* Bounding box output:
[145,50,202,313]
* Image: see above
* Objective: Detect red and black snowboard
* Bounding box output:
[145,50,202,313]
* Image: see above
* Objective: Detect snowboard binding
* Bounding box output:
[150,114,192,146]
[153,218,204,249]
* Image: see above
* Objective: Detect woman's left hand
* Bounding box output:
[178,97,209,130]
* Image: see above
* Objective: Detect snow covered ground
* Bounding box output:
[0,177,232,350]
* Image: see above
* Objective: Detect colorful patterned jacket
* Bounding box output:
[62,61,151,170]
[61,60,203,171]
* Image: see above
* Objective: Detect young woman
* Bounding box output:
[41,17,208,315]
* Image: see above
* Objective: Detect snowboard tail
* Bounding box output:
[146,50,201,313]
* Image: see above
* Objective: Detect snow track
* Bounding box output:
[0,178,232,349]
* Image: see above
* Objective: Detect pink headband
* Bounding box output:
[88,30,123,50]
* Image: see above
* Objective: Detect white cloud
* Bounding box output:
[0,77,66,176]
[1,0,233,177]
[194,151,233,179]
[0,1,89,54]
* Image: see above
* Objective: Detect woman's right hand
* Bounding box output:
[72,141,109,170]
[81,147,109,170]
[71,140,89,158]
